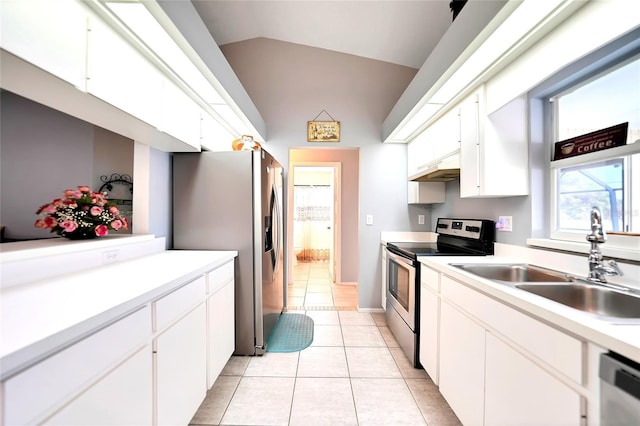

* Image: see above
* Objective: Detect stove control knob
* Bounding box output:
[466,226,480,233]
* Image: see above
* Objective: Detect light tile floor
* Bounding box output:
[287,261,358,310]
[190,263,461,425]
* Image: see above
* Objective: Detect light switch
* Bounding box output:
[418,214,425,225]
[366,214,373,225]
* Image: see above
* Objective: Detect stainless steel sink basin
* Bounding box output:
[516,283,640,319]
[451,263,576,283]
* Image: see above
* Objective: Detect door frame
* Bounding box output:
[287,161,342,286]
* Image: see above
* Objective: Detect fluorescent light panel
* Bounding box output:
[392,0,567,142]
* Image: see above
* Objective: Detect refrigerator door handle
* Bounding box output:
[270,184,281,273]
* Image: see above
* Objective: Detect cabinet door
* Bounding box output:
[431,108,460,160]
[419,284,439,384]
[439,301,485,426]
[0,0,88,89]
[407,129,434,177]
[159,78,202,150]
[86,15,162,127]
[485,333,582,425]
[207,281,235,388]
[459,92,481,198]
[201,113,234,151]
[156,304,207,426]
[46,347,152,425]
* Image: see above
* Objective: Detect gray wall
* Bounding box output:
[0,91,170,243]
[220,38,423,309]
[430,180,531,245]
[1,91,94,240]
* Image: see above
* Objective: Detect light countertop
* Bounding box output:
[380,231,437,244]
[419,254,640,364]
[0,249,237,380]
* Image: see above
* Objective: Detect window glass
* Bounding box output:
[557,159,624,231]
[556,58,640,143]
[552,56,640,237]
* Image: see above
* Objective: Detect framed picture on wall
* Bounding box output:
[307,121,340,142]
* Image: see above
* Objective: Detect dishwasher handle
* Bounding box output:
[600,353,640,400]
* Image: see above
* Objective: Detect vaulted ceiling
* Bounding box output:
[191,0,456,69]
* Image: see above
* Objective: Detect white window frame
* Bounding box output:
[527,53,640,261]
[549,142,640,249]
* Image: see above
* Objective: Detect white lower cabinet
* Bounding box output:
[46,347,153,425]
[437,273,585,426]
[207,277,235,387]
[484,333,582,425]
[156,303,207,426]
[1,258,236,426]
[439,301,486,426]
[3,307,150,425]
[418,283,439,384]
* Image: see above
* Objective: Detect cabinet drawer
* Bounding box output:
[155,276,206,331]
[441,275,583,384]
[3,307,150,425]
[421,264,440,292]
[207,261,234,294]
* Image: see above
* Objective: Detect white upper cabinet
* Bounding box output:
[460,86,529,198]
[159,79,202,150]
[0,0,88,89]
[86,15,163,129]
[407,107,461,178]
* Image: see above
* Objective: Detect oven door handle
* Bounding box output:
[386,249,415,267]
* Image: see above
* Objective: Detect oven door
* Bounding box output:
[386,249,416,330]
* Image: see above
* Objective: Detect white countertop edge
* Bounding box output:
[380,231,438,244]
[418,255,640,364]
[0,249,237,380]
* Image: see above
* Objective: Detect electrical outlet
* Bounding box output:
[366,214,373,225]
[497,216,513,232]
[103,249,120,264]
[418,214,425,225]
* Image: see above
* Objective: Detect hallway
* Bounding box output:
[287,261,358,310]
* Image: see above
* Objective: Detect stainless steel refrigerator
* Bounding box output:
[172,149,284,355]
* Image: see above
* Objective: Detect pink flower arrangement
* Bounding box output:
[35,186,129,239]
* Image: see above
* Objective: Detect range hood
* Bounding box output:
[409,153,460,182]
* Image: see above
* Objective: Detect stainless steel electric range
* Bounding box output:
[385,218,495,367]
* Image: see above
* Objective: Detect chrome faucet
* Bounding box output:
[586,206,623,283]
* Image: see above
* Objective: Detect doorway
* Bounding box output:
[286,159,357,310]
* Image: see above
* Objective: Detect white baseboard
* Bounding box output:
[357,307,385,313]
[336,281,358,286]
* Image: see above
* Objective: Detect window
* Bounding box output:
[550,56,640,243]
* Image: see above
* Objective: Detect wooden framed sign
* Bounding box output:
[307,121,340,142]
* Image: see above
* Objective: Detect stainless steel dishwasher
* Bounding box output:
[600,352,640,425]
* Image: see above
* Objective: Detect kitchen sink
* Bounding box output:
[451,263,576,283]
[516,283,640,319]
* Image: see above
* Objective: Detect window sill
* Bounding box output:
[526,238,640,262]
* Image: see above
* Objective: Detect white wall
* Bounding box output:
[149,149,172,249]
